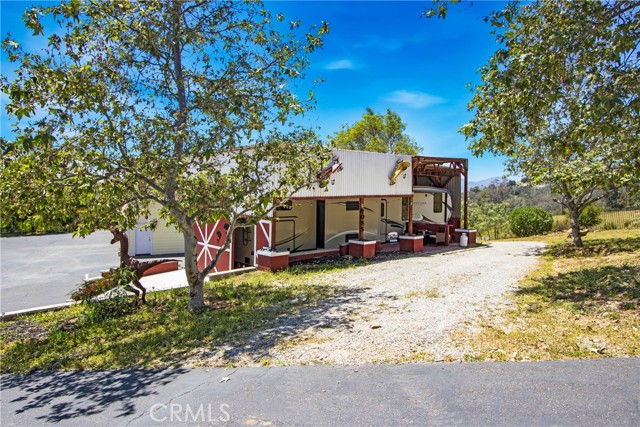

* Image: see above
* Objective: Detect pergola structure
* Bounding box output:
[411,156,469,230]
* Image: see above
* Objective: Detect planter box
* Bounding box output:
[454,229,477,245]
[399,235,424,253]
[142,261,180,277]
[256,250,290,272]
[348,240,376,259]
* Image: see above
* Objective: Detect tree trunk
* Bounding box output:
[568,206,584,247]
[183,226,206,310]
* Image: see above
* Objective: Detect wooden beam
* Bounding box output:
[358,197,365,241]
[408,196,414,235]
[464,160,469,229]
[271,202,277,249]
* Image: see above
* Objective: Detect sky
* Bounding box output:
[1,0,509,182]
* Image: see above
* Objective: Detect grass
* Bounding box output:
[0,267,342,373]
[552,209,640,231]
[455,229,640,361]
[404,289,441,299]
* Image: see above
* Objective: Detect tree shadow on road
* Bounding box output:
[1,368,188,423]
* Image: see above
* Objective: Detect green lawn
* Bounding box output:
[0,262,359,373]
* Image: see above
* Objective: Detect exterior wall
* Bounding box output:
[292,149,413,199]
[194,220,232,273]
[378,197,405,240]
[324,199,361,248]
[275,199,316,252]
[412,192,448,224]
[414,175,462,221]
[128,203,185,256]
[322,197,405,248]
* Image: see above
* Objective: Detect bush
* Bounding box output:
[574,204,602,228]
[73,266,137,325]
[509,207,553,237]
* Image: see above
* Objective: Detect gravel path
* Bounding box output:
[194,241,545,366]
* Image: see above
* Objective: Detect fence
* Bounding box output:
[552,209,640,232]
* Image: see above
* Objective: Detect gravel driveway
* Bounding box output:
[194,241,545,366]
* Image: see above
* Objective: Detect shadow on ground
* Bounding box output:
[1,368,187,423]
[545,237,640,258]
[207,286,368,364]
[516,264,640,311]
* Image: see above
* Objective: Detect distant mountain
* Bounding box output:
[468,177,505,189]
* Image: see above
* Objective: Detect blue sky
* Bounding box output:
[1,0,508,182]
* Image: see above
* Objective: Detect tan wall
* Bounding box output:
[275,199,316,252]
[324,199,360,248]
[412,192,447,223]
[128,203,185,256]
[323,197,405,248]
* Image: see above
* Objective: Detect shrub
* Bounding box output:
[574,204,602,228]
[73,266,137,325]
[509,207,553,237]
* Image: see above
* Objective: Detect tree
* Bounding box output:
[331,107,420,155]
[460,1,640,247]
[468,201,510,240]
[1,0,330,310]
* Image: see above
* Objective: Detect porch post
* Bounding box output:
[463,160,469,229]
[358,197,365,241]
[408,195,414,235]
[271,201,277,249]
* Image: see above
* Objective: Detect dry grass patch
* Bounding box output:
[455,230,640,361]
[404,289,441,299]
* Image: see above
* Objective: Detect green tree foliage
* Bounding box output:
[575,203,603,230]
[509,207,553,238]
[331,107,420,155]
[1,0,330,310]
[460,1,640,247]
[470,181,564,215]
[468,201,510,240]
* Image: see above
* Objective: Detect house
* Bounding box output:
[127,203,184,257]
[192,149,473,273]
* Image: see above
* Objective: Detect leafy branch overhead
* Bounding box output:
[1,0,331,309]
[460,0,640,247]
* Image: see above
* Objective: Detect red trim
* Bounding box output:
[290,194,413,201]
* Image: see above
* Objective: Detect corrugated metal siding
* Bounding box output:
[446,175,462,218]
[129,203,185,256]
[150,204,184,255]
[152,222,184,255]
[292,149,413,198]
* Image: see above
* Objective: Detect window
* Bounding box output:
[345,201,360,211]
[276,200,292,211]
[433,193,443,213]
[402,198,409,221]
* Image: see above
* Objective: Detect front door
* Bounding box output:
[379,200,388,241]
[135,224,152,255]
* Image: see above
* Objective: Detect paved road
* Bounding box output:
[0,232,119,312]
[1,358,638,426]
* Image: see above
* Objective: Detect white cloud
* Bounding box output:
[325,59,357,70]
[384,90,445,109]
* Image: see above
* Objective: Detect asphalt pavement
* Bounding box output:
[0,231,119,312]
[1,358,638,426]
